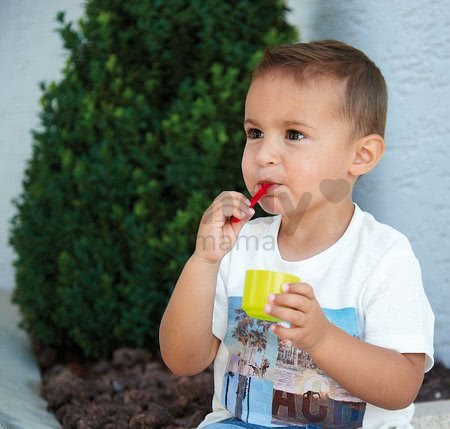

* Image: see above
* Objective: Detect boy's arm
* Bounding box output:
[159,253,222,376]
[309,325,425,410]
[160,191,254,376]
[266,282,426,410]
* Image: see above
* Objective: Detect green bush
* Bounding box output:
[8,0,298,358]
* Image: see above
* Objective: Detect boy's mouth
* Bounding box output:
[255,181,281,194]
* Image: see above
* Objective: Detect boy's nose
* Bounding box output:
[255,137,281,166]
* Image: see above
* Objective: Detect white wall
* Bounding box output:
[287,0,450,366]
[0,1,84,292]
[1,1,449,366]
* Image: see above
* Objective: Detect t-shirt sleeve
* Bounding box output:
[362,235,435,372]
[211,251,230,341]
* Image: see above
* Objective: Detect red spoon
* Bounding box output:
[231,183,274,223]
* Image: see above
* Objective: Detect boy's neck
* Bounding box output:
[277,199,355,262]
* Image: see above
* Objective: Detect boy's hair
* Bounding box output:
[251,40,388,141]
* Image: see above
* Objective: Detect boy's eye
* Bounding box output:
[246,128,263,139]
[287,130,305,140]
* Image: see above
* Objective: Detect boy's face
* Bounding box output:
[241,70,357,218]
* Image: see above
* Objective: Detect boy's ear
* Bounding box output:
[349,134,385,177]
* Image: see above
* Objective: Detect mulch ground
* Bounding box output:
[34,343,450,429]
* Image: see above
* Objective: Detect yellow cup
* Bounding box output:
[242,269,301,323]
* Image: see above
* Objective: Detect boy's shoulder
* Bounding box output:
[356,204,413,253]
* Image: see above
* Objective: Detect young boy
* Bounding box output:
[159,40,434,428]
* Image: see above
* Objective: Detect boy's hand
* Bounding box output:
[265,282,332,354]
[194,191,255,264]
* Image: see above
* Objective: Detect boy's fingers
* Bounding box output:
[215,191,251,207]
[221,202,254,216]
[205,200,254,223]
[270,323,301,341]
[283,282,315,300]
[264,304,305,327]
[221,205,238,219]
[210,193,253,217]
[268,293,309,312]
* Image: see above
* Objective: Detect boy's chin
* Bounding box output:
[258,203,283,216]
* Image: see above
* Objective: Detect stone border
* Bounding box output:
[412,399,450,428]
[0,290,61,429]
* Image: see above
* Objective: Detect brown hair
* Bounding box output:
[251,40,388,140]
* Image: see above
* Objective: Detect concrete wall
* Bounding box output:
[0,1,84,291]
[286,0,450,365]
[1,0,448,365]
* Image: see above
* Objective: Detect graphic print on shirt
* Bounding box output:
[221,297,366,428]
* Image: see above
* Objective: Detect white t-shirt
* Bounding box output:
[197,202,434,429]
